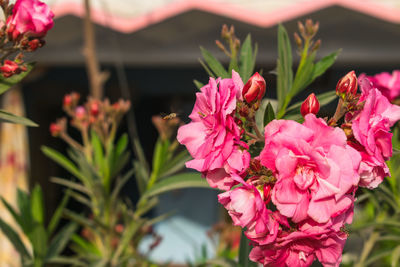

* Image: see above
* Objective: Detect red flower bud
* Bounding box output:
[49,123,61,136]
[242,72,266,103]
[300,93,320,117]
[0,60,21,78]
[336,71,358,98]
[90,101,100,117]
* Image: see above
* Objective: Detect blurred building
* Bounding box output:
[20,0,400,264]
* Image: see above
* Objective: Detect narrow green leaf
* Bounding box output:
[391,245,400,267]
[30,224,48,259]
[200,47,229,78]
[263,102,276,126]
[63,210,98,234]
[0,110,38,126]
[41,146,86,182]
[50,177,89,195]
[71,234,101,256]
[239,34,253,82]
[193,79,204,90]
[312,50,341,81]
[1,197,23,229]
[48,190,70,236]
[68,191,92,209]
[290,53,315,96]
[0,217,31,260]
[276,24,293,109]
[111,169,134,202]
[0,63,34,95]
[112,219,144,263]
[46,223,78,259]
[141,172,211,199]
[239,230,257,267]
[159,150,192,179]
[198,58,215,78]
[90,130,104,171]
[133,160,148,195]
[17,189,32,234]
[115,134,128,158]
[31,184,44,225]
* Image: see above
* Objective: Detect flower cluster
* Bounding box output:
[178,70,400,266]
[0,0,53,77]
[50,92,130,153]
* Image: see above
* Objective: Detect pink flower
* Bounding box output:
[249,228,348,267]
[242,72,266,103]
[218,176,286,245]
[0,60,21,77]
[350,77,400,188]
[177,71,250,190]
[7,0,54,38]
[361,71,400,101]
[260,114,360,224]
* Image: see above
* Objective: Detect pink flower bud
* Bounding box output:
[0,60,21,78]
[49,123,61,137]
[90,101,100,117]
[75,106,86,120]
[6,0,54,39]
[242,72,266,103]
[336,71,358,98]
[300,93,320,117]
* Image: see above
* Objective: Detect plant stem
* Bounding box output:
[83,0,107,99]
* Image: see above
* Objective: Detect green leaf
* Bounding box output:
[50,177,89,195]
[159,150,192,179]
[0,63,34,95]
[276,24,293,109]
[41,146,86,182]
[239,230,257,267]
[0,109,38,126]
[46,257,86,266]
[91,130,104,171]
[193,79,204,90]
[141,172,212,199]
[239,34,254,82]
[17,189,32,234]
[0,216,31,260]
[112,219,144,263]
[263,102,276,126]
[48,190,70,236]
[133,160,148,195]
[148,138,170,188]
[290,52,315,96]
[312,50,341,81]
[30,224,48,259]
[46,223,78,259]
[200,47,229,78]
[71,234,101,256]
[391,245,400,267]
[31,184,45,225]
[111,169,134,202]
[1,197,23,229]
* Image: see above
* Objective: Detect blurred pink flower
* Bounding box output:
[350,77,400,188]
[260,114,360,224]
[218,176,286,245]
[177,71,250,190]
[7,0,54,38]
[361,71,400,101]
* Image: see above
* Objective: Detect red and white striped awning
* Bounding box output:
[44,0,400,33]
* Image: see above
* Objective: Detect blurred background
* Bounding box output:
[2,0,400,264]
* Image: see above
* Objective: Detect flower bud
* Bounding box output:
[90,101,100,117]
[0,60,21,77]
[336,71,358,99]
[242,72,266,103]
[75,106,86,120]
[49,123,61,137]
[300,93,320,117]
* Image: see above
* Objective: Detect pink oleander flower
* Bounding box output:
[177,70,250,190]
[350,77,400,188]
[7,0,54,38]
[260,114,361,224]
[249,226,348,267]
[218,176,286,245]
[361,71,400,102]
[242,72,266,103]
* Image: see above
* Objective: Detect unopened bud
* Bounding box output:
[298,21,305,36]
[238,104,249,118]
[49,123,61,137]
[305,19,314,36]
[90,101,100,117]
[294,32,302,48]
[221,24,229,39]
[336,71,358,99]
[300,93,320,117]
[75,106,86,120]
[242,72,266,103]
[312,39,321,52]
